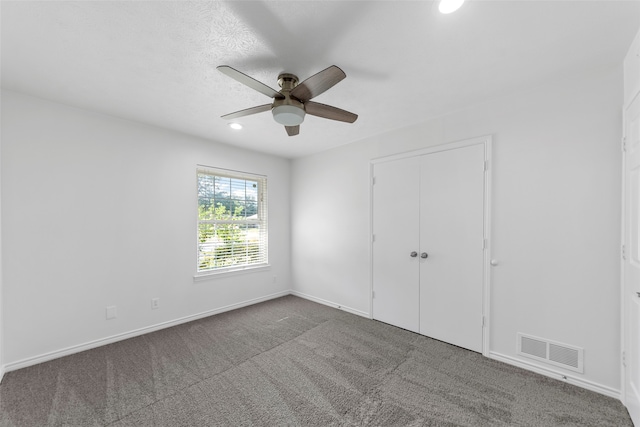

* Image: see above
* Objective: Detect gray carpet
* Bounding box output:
[0,295,632,426]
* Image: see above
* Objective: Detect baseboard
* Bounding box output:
[4,290,291,374]
[289,290,370,318]
[5,290,619,404]
[488,351,621,400]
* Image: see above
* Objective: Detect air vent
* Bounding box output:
[517,333,584,373]
[521,336,547,359]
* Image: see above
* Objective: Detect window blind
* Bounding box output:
[196,166,268,273]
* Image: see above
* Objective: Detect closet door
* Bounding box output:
[419,144,485,352]
[372,157,420,333]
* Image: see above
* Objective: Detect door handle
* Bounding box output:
[410,251,418,258]
[421,252,428,259]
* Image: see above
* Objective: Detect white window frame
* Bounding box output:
[195,166,268,278]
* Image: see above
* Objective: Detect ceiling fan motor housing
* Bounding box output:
[272,73,306,126]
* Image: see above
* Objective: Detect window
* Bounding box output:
[196,166,268,274]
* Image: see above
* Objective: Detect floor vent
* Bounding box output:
[517,333,584,373]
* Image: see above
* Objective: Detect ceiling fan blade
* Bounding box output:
[290,65,346,102]
[305,101,358,123]
[221,104,272,120]
[217,66,284,99]
[285,125,300,136]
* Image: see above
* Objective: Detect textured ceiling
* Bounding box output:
[2,1,639,158]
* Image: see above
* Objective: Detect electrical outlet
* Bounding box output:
[151,298,160,310]
[106,306,117,320]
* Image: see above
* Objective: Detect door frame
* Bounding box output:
[369,135,493,356]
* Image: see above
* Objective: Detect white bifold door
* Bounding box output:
[372,142,487,352]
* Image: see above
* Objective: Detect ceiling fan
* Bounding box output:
[217,65,358,136]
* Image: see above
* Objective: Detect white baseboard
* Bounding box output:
[488,351,621,400]
[289,290,370,318]
[4,290,291,374]
[3,291,622,406]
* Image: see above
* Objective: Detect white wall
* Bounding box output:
[291,66,623,395]
[1,90,291,367]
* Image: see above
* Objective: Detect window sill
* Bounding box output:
[193,264,271,282]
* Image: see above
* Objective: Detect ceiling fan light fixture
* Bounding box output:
[228,122,243,130]
[272,105,305,126]
[439,0,465,14]
[217,65,357,136]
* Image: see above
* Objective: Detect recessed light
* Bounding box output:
[228,123,243,130]
[439,0,465,14]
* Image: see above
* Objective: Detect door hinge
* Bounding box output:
[622,244,626,260]
[372,234,376,243]
[372,176,376,185]
[372,290,375,299]
[483,160,488,172]
[482,316,486,327]
[482,238,487,250]
[622,137,627,153]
